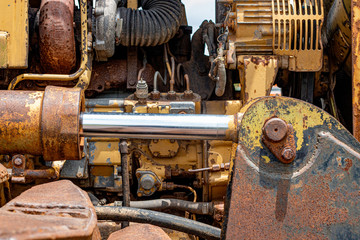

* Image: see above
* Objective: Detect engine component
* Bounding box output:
[7,0,89,90]
[94,0,119,61]
[137,171,162,197]
[81,113,238,141]
[223,96,360,239]
[0,180,99,239]
[95,206,221,240]
[117,0,182,47]
[224,0,324,71]
[0,86,84,160]
[87,59,155,94]
[39,0,76,73]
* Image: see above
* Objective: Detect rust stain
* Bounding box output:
[39,0,76,73]
[224,145,359,239]
[250,56,273,66]
[87,60,155,95]
[338,158,353,173]
[0,86,83,160]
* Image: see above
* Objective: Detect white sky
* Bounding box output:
[181,0,215,35]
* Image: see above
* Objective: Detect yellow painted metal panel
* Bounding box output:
[353,0,360,141]
[0,0,28,68]
[0,32,8,68]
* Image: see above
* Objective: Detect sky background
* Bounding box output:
[181,0,215,37]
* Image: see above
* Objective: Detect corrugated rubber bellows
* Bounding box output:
[118,0,182,46]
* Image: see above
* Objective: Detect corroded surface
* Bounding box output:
[223,97,360,239]
[41,86,84,160]
[87,60,155,94]
[0,86,83,160]
[0,180,99,239]
[39,0,76,73]
[0,90,43,155]
[108,224,171,240]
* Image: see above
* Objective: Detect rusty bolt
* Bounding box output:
[263,118,288,142]
[281,148,295,162]
[14,157,23,166]
[150,91,161,100]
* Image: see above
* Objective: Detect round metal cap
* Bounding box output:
[263,118,288,142]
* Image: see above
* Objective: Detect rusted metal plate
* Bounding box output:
[223,97,360,239]
[108,224,171,240]
[0,180,99,239]
[87,59,155,95]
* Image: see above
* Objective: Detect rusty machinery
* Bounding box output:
[0,0,359,239]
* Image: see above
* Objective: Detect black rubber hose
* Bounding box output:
[112,199,214,215]
[95,206,221,240]
[118,0,182,46]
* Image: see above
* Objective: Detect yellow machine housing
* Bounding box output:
[0,0,29,69]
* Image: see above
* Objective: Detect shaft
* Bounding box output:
[81,113,236,140]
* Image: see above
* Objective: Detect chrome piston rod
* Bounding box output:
[81,113,237,140]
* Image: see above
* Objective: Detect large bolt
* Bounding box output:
[281,147,295,162]
[14,157,23,166]
[263,118,288,142]
[140,174,155,190]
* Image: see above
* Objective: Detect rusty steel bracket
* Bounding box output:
[262,118,296,164]
[11,154,26,183]
[10,155,63,183]
[223,96,360,239]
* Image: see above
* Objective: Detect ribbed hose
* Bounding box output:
[118,0,182,46]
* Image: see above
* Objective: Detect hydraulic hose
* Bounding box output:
[112,199,214,215]
[118,0,182,46]
[95,206,221,240]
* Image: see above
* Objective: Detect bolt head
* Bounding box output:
[281,148,295,162]
[140,174,155,190]
[14,158,23,166]
[263,118,288,142]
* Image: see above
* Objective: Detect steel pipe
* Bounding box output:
[81,113,237,141]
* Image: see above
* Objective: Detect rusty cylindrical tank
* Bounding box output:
[0,86,84,160]
[39,0,76,73]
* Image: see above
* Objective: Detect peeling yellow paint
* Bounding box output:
[239,97,345,151]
